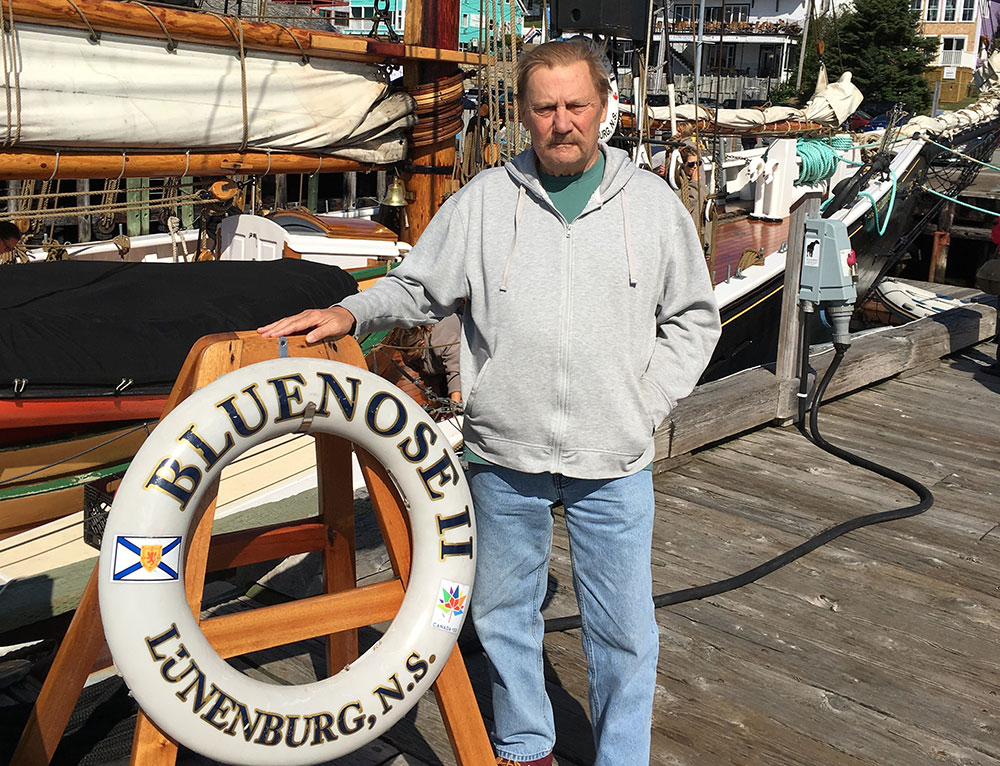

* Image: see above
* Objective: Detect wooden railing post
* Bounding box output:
[774,191,822,423]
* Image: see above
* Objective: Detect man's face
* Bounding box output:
[0,235,18,254]
[520,61,605,177]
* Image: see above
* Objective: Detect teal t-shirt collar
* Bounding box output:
[538,153,605,224]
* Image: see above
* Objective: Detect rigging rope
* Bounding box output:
[205,11,251,153]
[0,188,212,222]
[922,134,1000,172]
[922,184,1000,216]
[0,0,22,147]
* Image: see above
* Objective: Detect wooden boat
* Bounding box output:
[692,87,1000,380]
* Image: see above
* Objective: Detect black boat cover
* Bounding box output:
[0,259,359,399]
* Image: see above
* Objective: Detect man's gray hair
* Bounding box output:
[516,38,611,108]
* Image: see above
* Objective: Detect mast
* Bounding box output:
[795,0,813,95]
[401,0,462,244]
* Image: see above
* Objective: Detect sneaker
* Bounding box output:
[496,755,553,766]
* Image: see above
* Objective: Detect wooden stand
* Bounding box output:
[12,330,493,766]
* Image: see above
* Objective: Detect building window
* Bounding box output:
[705,5,750,22]
[673,4,693,22]
[910,0,922,12]
[925,0,939,19]
[961,0,974,21]
[705,43,737,71]
[943,0,957,21]
[758,44,780,77]
[941,36,965,65]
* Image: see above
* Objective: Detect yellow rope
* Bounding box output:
[0,190,211,222]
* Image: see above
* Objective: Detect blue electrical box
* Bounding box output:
[797,218,857,305]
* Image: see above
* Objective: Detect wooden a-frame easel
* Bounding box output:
[12,330,494,765]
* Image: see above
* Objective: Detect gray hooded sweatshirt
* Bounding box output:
[339,143,721,479]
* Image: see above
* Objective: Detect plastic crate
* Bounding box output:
[83,476,120,550]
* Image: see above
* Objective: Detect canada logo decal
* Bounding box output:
[431,580,469,634]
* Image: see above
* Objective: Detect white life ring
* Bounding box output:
[598,70,620,143]
[99,358,475,766]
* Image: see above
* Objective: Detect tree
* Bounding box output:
[772,13,852,106]
[837,0,938,112]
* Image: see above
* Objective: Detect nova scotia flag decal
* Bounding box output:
[111,536,182,582]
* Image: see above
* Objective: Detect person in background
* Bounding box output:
[672,143,713,257]
[396,312,463,404]
[0,221,22,255]
[259,38,720,766]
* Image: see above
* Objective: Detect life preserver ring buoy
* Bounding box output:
[99,358,475,766]
[598,70,620,143]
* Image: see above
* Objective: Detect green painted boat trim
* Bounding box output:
[350,260,400,282]
[360,330,390,355]
[0,461,131,502]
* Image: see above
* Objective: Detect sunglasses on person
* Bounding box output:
[686,160,702,168]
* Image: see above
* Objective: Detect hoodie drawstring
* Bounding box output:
[620,190,637,287]
[500,185,525,292]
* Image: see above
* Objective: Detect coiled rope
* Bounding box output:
[794,136,853,186]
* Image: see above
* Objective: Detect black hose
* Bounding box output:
[541,343,934,636]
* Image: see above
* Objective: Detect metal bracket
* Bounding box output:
[367,0,401,43]
[295,401,317,434]
[278,337,289,358]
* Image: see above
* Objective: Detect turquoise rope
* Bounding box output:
[923,185,1000,216]
[795,138,840,185]
[924,136,1000,172]
[795,136,861,186]
[857,168,898,236]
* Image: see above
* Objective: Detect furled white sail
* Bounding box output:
[633,65,863,133]
[0,23,415,162]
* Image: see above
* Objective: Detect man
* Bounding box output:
[260,39,720,765]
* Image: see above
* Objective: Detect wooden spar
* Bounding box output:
[0,150,368,180]
[401,0,461,244]
[11,0,488,67]
[619,112,827,137]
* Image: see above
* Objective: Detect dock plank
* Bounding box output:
[12,344,998,765]
[319,344,1000,764]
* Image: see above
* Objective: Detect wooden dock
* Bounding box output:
[167,337,997,765]
[2,295,997,766]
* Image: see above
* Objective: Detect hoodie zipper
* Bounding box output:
[551,222,573,474]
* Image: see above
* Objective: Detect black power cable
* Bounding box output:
[540,336,934,636]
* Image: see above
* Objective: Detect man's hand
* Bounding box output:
[257,306,357,344]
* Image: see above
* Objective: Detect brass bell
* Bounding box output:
[381,177,409,207]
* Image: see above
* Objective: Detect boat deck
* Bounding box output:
[180,339,997,765]
[711,209,790,285]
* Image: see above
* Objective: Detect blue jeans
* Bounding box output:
[468,464,658,765]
